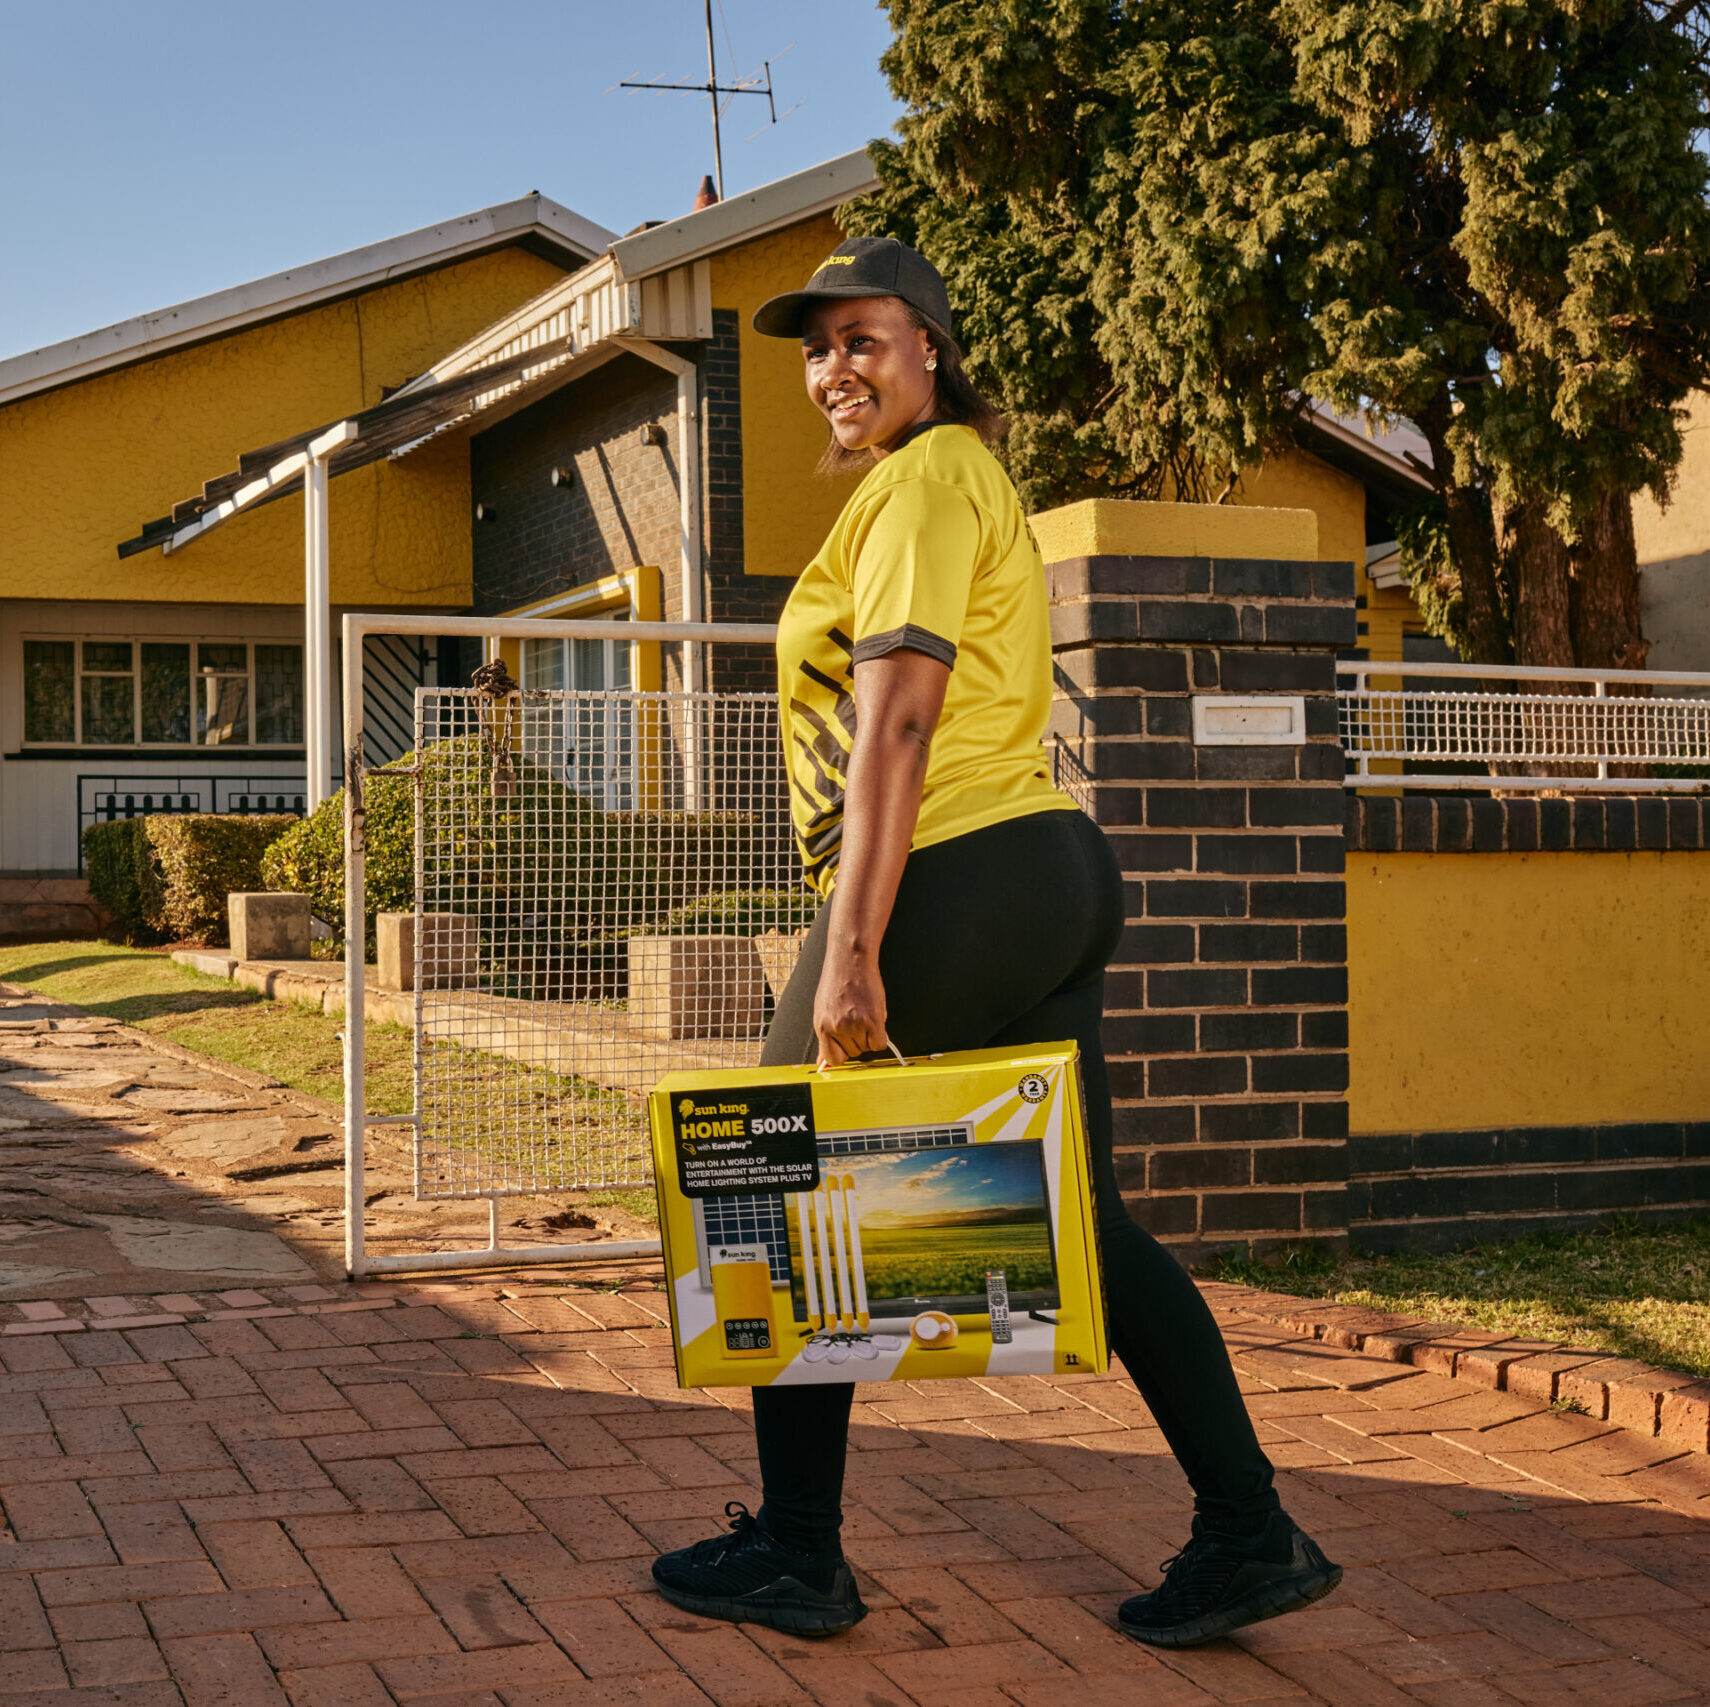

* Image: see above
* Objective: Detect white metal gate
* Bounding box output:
[341,614,787,1277]
[411,685,805,1201]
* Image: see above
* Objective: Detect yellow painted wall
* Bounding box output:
[1634,390,1710,565]
[1237,448,1363,572]
[1238,445,1409,662]
[1030,497,1317,562]
[1347,851,1710,1132]
[0,247,567,610]
[709,213,861,580]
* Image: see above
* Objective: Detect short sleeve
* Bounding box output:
[847,477,982,668]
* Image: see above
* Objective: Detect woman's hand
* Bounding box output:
[813,940,889,1067]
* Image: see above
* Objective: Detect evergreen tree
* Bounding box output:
[847,0,1710,666]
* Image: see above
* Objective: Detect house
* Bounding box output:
[1634,392,1710,672]
[1,146,1398,932]
[0,195,613,903]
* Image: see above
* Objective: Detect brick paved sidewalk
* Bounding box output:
[1,1276,1707,1707]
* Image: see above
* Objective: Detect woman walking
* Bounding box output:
[651,237,1341,1649]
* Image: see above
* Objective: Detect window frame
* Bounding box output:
[18,635,306,751]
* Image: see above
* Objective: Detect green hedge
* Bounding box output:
[83,813,299,946]
[83,820,152,942]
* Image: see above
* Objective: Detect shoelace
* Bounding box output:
[684,1501,761,1566]
[1146,1535,1244,1620]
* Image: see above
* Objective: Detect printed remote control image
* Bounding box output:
[985,1269,1012,1344]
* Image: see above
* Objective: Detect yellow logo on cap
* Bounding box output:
[815,254,857,274]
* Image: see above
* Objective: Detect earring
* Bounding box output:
[925,355,938,371]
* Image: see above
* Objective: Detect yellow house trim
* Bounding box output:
[494,566,667,811]
[495,565,663,691]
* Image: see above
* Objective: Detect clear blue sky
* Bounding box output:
[0,1,903,361]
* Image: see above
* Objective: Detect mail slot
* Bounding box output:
[1191,694,1306,746]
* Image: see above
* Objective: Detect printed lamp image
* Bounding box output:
[787,1140,1060,1331]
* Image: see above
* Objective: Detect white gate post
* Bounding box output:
[341,614,369,1278]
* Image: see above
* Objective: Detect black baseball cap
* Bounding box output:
[752,236,955,340]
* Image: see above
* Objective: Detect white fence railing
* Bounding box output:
[1338,660,1710,791]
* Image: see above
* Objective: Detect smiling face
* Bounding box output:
[801,295,939,457]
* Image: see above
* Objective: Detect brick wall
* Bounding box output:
[469,354,681,617]
[1349,792,1710,853]
[704,309,790,692]
[1047,553,1357,1262]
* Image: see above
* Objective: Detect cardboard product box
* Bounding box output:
[647,1044,1107,1388]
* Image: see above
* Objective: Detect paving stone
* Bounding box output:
[1,987,1706,1707]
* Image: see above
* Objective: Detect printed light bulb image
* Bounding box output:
[827,1177,855,1333]
[909,1310,958,1349]
[812,1187,837,1334]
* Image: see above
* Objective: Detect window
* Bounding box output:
[141,644,190,743]
[19,637,303,748]
[81,642,135,743]
[254,646,304,744]
[520,626,634,809]
[197,644,249,746]
[23,641,75,743]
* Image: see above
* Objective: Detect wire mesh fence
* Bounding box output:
[1338,665,1710,788]
[412,686,812,1199]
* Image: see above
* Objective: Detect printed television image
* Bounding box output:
[783,1131,1061,1321]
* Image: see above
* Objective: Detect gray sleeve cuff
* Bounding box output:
[850,624,957,668]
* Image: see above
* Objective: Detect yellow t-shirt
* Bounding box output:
[776,424,1075,895]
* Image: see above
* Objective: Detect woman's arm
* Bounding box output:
[813,648,951,1066]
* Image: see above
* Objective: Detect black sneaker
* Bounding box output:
[1118,1514,1342,1648]
[651,1502,867,1636]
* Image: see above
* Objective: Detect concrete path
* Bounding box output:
[0,987,651,1299]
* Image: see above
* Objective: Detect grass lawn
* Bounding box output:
[1215,1220,1710,1381]
[0,940,661,1222]
[0,940,413,1114]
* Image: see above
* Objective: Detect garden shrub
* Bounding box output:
[142,814,299,944]
[82,819,152,943]
[261,772,413,938]
[83,813,297,945]
[260,732,789,966]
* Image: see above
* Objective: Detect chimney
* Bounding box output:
[693,174,719,212]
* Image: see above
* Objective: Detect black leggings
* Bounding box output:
[751,809,1279,1553]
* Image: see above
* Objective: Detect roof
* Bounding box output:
[610,148,877,280]
[114,147,882,560]
[1299,402,1435,513]
[0,195,616,407]
[118,250,700,558]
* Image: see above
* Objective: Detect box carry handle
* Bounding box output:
[816,1038,911,1074]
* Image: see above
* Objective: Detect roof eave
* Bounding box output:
[610,148,879,281]
[1299,402,1435,492]
[0,194,617,408]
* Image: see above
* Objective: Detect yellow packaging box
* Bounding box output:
[647,1044,1108,1388]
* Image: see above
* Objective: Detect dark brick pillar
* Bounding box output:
[1047,551,1356,1261]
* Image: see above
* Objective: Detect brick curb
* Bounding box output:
[8,1272,1704,1459]
[1203,1279,1710,1455]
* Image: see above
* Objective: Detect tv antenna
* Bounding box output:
[619,2,795,200]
